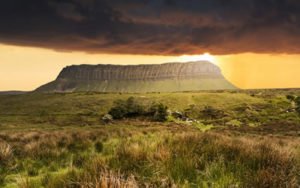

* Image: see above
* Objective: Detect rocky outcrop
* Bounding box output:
[36,61,237,92]
[57,61,223,81]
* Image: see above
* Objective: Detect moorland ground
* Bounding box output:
[0,90,300,187]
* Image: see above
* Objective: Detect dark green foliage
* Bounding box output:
[148,103,168,122]
[108,97,168,122]
[125,97,145,117]
[108,97,145,119]
[108,100,128,119]
[286,95,297,101]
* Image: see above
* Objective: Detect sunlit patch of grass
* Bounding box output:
[226,119,242,127]
[249,122,260,127]
[193,122,214,132]
[0,128,299,187]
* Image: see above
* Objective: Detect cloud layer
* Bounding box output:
[1,0,300,55]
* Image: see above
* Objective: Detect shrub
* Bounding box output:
[108,97,169,122]
[286,95,297,101]
[108,100,128,119]
[125,97,145,117]
[148,103,168,122]
[108,97,145,119]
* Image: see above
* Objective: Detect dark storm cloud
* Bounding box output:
[0,0,300,55]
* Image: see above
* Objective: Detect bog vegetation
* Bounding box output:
[0,90,300,187]
[108,97,168,122]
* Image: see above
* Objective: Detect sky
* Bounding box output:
[1,0,300,91]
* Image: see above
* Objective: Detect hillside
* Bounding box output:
[36,61,237,92]
[0,91,27,95]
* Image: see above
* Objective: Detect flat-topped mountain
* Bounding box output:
[36,61,237,92]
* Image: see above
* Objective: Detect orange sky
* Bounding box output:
[217,54,300,89]
[1,44,300,91]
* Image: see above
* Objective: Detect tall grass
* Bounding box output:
[0,142,14,184]
[0,126,299,187]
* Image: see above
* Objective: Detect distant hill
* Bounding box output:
[36,61,238,93]
[0,91,28,95]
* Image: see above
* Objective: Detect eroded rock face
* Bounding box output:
[36,61,237,92]
[57,61,223,81]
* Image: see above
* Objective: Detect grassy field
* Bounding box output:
[37,78,237,93]
[0,90,300,187]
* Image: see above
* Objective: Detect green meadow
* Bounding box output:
[0,90,300,187]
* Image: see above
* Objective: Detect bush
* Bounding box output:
[286,94,298,102]
[125,97,145,117]
[149,103,168,122]
[108,98,169,122]
[108,97,145,119]
[108,100,128,119]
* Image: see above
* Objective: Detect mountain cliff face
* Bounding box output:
[36,61,237,92]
